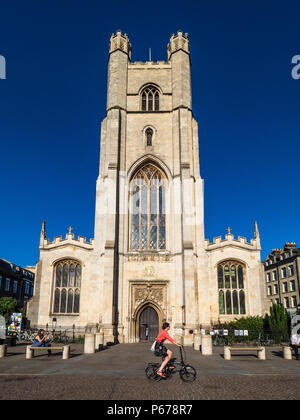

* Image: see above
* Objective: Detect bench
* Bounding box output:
[224,346,266,360]
[26,345,70,360]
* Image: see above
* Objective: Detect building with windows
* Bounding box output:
[264,242,300,313]
[0,258,35,308]
[27,31,267,345]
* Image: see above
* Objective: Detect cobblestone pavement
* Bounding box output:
[1,343,300,400]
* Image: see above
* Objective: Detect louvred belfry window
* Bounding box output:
[141,86,159,111]
[130,163,166,251]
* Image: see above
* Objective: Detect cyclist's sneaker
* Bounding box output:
[157,370,166,378]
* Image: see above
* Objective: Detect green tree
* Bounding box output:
[269,303,290,343]
[0,297,20,325]
[230,316,264,343]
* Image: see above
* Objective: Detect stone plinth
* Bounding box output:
[193,333,201,351]
[84,334,95,354]
[26,346,34,360]
[201,335,212,355]
[0,344,7,358]
[224,346,231,360]
[62,345,70,360]
[283,346,292,360]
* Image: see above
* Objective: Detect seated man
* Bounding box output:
[290,329,300,361]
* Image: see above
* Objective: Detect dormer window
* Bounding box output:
[141,85,159,111]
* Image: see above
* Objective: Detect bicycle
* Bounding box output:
[145,346,196,383]
[19,329,37,342]
[49,330,70,345]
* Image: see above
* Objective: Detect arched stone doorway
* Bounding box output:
[138,306,159,341]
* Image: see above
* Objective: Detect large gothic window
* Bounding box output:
[130,163,166,251]
[218,261,246,315]
[141,85,159,111]
[53,260,81,314]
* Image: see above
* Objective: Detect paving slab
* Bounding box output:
[1,343,300,400]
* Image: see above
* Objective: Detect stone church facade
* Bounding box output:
[27,31,268,345]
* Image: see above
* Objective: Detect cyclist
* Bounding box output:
[155,322,182,378]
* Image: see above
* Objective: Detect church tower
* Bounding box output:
[27,31,266,344]
[94,30,206,344]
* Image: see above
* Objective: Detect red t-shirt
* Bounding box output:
[156,329,175,344]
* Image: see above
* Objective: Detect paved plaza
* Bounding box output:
[0,343,300,400]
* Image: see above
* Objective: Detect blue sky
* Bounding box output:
[0,0,299,266]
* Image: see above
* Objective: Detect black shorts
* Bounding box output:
[155,342,168,358]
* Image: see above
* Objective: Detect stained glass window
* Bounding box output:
[69,264,75,287]
[240,290,246,314]
[53,260,81,314]
[224,265,230,288]
[231,265,237,288]
[219,290,225,315]
[217,261,246,315]
[63,264,68,287]
[226,290,232,314]
[238,266,244,288]
[130,163,166,251]
[218,266,223,289]
[60,289,67,313]
[67,289,74,313]
[56,264,62,287]
[232,290,239,314]
[74,289,80,313]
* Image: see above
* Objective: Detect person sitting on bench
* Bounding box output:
[32,329,52,356]
[291,329,300,361]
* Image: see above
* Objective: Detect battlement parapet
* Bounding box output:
[109,30,132,59]
[167,30,190,59]
[40,233,94,250]
[205,233,260,251]
[129,60,170,68]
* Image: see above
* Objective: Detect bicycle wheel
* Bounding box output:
[145,365,158,380]
[164,366,173,379]
[179,365,196,383]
